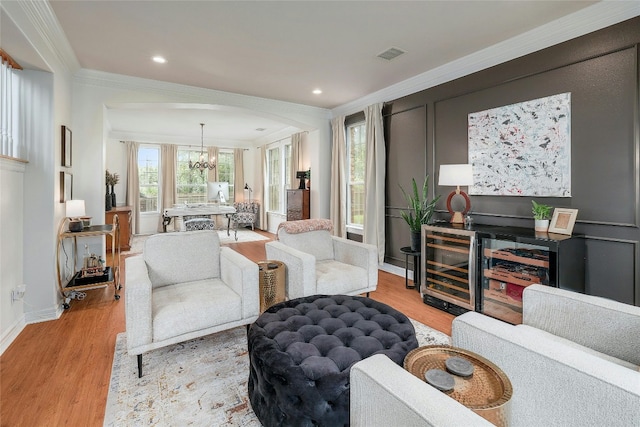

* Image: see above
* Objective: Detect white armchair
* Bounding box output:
[351,285,640,427]
[265,219,378,299]
[125,230,259,377]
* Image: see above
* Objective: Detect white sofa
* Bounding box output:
[351,285,640,426]
[265,219,378,299]
[125,231,259,377]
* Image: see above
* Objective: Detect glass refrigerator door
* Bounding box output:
[481,238,550,324]
[422,228,475,311]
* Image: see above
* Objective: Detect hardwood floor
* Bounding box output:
[0,231,453,426]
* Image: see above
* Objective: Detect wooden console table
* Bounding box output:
[106,206,131,252]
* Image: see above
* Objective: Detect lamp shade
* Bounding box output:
[65,199,86,218]
[438,164,474,186]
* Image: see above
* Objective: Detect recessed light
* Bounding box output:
[255,128,266,132]
[152,56,167,64]
[312,89,322,95]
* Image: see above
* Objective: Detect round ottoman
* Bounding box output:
[248,294,418,427]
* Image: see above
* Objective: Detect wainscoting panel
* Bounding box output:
[584,236,638,306]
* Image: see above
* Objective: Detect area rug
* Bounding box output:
[104,319,450,426]
[126,229,269,254]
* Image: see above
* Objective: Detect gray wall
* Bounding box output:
[384,16,640,306]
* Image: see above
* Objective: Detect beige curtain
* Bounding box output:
[330,116,347,237]
[157,144,177,232]
[207,146,219,182]
[363,103,386,264]
[259,145,267,230]
[290,132,305,187]
[234,148,244,201]
[125,141,140,234]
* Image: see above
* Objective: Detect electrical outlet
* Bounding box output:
[11,285,26,303]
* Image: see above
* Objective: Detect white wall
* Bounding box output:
[1,2,76,350]
[0,158,26,353]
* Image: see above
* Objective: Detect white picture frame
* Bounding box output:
[548,208,578,235]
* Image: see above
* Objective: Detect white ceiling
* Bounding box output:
[1,0,618,146]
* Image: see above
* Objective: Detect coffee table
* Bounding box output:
[404,345,512,427]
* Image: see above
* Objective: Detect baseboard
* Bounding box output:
[380,262,412,280]
[24,305,62,324]
[0,315,26,356]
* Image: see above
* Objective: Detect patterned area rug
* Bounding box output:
[127,229,269,254]
[104,319,450,426]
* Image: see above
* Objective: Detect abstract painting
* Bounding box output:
[468,93,571,197]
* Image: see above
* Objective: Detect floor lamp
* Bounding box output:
[438,164,474,224]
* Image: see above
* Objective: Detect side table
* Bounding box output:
[257,260,286,312]
[404,345,512,427]
[400,246,421,290]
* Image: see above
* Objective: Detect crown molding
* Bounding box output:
[331,1,640,118]
[74,69,331,121]
[2,0,80,73]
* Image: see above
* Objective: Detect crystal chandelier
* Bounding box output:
[189,123,216,174]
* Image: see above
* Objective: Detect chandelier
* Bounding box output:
[189,123,216,174]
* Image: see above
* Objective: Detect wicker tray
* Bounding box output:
[404,345,512,426]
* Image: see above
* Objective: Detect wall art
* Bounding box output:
[61,125,72,167]
[60,171,73,203]
[468,93,571,197]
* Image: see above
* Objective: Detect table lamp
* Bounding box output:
[66,199,86,232]
[438,164,473,224]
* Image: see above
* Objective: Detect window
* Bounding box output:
[347,122,366,227]
[268,146,281,212]
[217,150,235,203]
[266,138,292,213]
[138,146,160,213]
[175,148,235,204]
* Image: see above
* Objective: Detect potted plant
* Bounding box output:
[399,175,440,251]
[532,200,552,232]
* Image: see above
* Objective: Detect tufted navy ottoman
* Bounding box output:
[247,294,418,426]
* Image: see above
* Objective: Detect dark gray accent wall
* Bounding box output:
[383,16,640,306]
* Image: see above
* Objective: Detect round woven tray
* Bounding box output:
[404,345,512,426]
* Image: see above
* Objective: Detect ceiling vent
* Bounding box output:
[377,47,405,61]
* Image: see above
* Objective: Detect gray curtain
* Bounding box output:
[234,148,244,201]
[330,116,347,237]
[158,144,177,232]
[363,103,386,264]
[125,141,140,234]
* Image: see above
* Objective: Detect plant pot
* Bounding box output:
[410,231,421,252]
[534,219,549,232]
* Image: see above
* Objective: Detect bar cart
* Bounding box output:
[56,215,121,309]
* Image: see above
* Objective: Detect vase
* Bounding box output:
[111,185,116,207]
[534,219,549,232]
[105,184,112,211]
[410,231,421,252]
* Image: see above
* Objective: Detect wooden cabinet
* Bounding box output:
[106,206,132,251]
[286,189,310,221]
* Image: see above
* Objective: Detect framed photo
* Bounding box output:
[548,208,578,235]
[61,125,72,167]
[60,171,73,203]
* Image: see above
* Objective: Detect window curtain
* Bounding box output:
[125,141,140,234]
[234,148,244,201]
[157,144,177,232]
[330,116,347,237]
[259,145,267,230]
[207,146,219,182]
[363,103,386,264]
[1,53,19,158]
[290,131,305,186]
